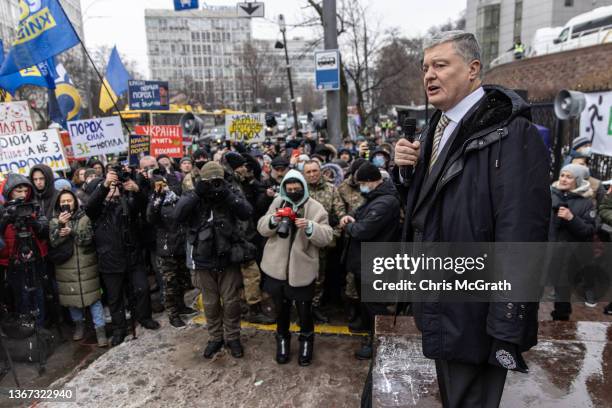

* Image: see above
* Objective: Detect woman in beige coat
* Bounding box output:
[258,170,333,366]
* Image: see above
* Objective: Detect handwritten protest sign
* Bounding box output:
[0,129,69,176]
[129,133,150,156]
[128,80,170,111]
[67,116,126,158]
[0,101,35,136]
[225,113,265,142]
[135,125,183,158]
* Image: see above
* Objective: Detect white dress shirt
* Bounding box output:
[437,87,485,153]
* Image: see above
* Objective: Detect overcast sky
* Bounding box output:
[80,0,466,77]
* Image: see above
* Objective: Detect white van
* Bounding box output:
[543,5,612,55]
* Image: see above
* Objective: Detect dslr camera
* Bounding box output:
[275,207,297,239]
[110,164,132,183]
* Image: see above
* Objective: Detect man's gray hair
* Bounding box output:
[423,30,482,64]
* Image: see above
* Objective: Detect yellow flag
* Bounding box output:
[99,78,118,112]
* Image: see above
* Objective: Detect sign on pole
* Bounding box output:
[225,113,265,143]
[0,101,35,136]
[135,125,183,158]
[174,0,199,11]
[236,2,264,18]
[67,116,127,158]
[315,49,340,91]
[581,91,612,156]
[128,80,170,111]
[0,129,69,176]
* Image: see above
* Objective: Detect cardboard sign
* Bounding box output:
[67,116,126,158]
[135,125,183,158]
[128,80,170,111]
[0,101,35,136]
[225,113,265,142]
[0,129,69,176]
[129,133,150,156]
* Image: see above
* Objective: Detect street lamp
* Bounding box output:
[277,14,299,136]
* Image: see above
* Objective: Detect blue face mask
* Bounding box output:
[297,162,305,172]
[359,185,371,195]
[372,156,386,168]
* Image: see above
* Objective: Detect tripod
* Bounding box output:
[0,334,20,387]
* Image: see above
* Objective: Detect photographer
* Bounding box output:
[0,174,49,326]
[173,162,253,359]
[49,190,107,347]
[257,170,333,366]
[85,170,160,347]
[549,164,596,320]
[146,173,195,328]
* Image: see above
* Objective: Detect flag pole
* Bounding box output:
[55,1,131,136]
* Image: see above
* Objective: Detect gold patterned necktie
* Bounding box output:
[429,114,450,171]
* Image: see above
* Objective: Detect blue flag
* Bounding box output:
[0,0,80,76]
[0,39,51,94]
[99,46,131,112]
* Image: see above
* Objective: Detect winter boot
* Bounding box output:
[226,339,244,358]
[348,316,368,333]
[355,336,373,360]
[72,321,85,341]
[110,329,126,347]
[95,326,108,348]
[203,340,224,359]
[178,305,198,316]
[169,315,186,328]
[139,318,161,330]
[298,333,314,366]
[245,304,276,325]
[275,333,291,364]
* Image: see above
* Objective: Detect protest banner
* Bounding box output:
[135,125,183,158]
[581,91,612,156]
[0,101,35,136]
[129,133,150,156]
[128,80,170,111]
[0,129,69,176]
[67,116,126,158]
[225,113,265,142]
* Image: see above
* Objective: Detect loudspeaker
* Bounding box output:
[554,89,586,120]
[179,112,204,136]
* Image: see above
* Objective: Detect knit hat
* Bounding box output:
[355,161,382,182]
[54,178,72,191]
[224,152,246,170]
[180,156,193,165]
[571,135,591,150]
[199,161,225,180]
[561,163,589,188]
[156,154,171,162]
[349,158,367,175]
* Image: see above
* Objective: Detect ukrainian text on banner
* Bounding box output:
[225,113,265,143]
[67,116,126,158]
[0,129,68,176]
[135,125,182,158]
[0,0,80,76]
[0,101,35,136]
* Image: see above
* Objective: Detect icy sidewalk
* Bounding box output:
[39,319,369,407]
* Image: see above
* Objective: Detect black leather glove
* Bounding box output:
[195,180,207,198]
[488,339,528,373]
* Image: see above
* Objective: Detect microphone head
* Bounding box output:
[402,118,417,140]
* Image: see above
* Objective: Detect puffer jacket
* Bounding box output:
[49,190,101,308]
[549,181,596,242]
[258,170,334,287]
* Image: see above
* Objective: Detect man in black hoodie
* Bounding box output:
[29,164,58,220]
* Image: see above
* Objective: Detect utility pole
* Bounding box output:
[323,0,342,146]
[278,14,299,136]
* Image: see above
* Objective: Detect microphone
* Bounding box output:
[399,118,417,183]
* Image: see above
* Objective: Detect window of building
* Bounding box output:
[513,1,523,42]
[476,4,501,68]
[565,0,573,7]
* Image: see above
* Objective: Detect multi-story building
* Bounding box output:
[466,0,612,67]
[145,6,253,110]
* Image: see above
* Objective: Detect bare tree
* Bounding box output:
[239,40,280,110]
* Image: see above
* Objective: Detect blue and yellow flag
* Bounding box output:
[99,46,130,112]
[0,40,53,94]
[0,0,80,76]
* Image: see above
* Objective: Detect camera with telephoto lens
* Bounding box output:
[111,164,132,183]
[275,207,297,239]
[5,199,37,225]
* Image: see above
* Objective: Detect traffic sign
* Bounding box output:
[315,49,340,91]
[174,0,199,11]
[236,2,265,18]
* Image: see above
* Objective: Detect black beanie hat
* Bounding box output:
[355,162,382,182]
[225,152,247,170]
[349,158,367,175]
[271,156,290,169]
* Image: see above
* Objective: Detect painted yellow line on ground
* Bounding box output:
[190,314,366,337]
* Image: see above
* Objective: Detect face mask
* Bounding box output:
[195,161,206,170]
[297,163,305,172]
[578,147,592,156]
[359,185,371,195]
[287,190,304,203]
[372,156,386,168]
